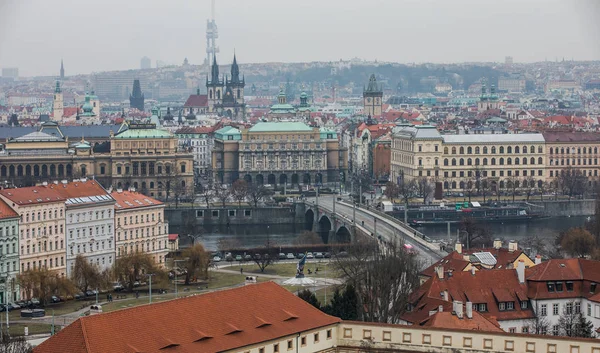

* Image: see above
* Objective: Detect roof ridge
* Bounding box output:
[79,318,92,353]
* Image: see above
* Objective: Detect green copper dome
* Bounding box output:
[82,94,93,114]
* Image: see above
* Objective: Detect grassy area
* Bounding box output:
[282,285,340,306]
[8,323,53,336]
[222,262,337,278]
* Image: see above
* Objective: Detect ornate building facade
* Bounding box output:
[0,121,194,200]
[212,122,347,186]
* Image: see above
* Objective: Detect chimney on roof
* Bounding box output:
[453,301,463,319]
[493,238,502,249]
[508,240,518,253]
[116,188,123,193]
[53,180,58,185]
[535,255,542,265]
[455,243,463,254]
[435,265,444,280]
[442,290,449,301]
[42,181,48,186]
[61,180,67,184]
[471,266,476,276]
[439,305,443,313]
[466,302,473,319]
[129,187,136,192]
[517,260,525,284]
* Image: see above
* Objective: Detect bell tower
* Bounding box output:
[52,80,64,121]
[206,55,223,113]
[363,74,383,117]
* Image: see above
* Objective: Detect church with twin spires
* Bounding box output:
[206,54,246,119]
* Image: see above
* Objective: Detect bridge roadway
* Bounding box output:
[307,195,444,267]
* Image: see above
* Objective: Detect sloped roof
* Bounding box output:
[13,131,63,142]
[184,94,208,108]
[111,190,163,211]
[525,258,600,283]
[33,282,340,353]
[420,251,470,279]
[0,198,18,220]
[47,180,113,206]
[420,311,502,332]
[404,269,534,324]
[0,187,65,206]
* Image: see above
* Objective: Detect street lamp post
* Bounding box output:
[146,273,155,304]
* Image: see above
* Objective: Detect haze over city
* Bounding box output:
[1,0,600,76]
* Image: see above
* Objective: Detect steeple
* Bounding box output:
[230,52,240,84]
[480,78,488,101]
[210,55,221,85]
[365,74,381,93]
[55,80,62,94]
[130,79,145,111]
[60,59,64,79]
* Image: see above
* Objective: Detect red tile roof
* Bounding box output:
[168,234,179,241]
[420,251,470,279]
[111,190,163,210]
[404,269,534,325]
[421,311,503,332]
[0,198,18,220]
[183,94,208,108]
[525,259,600,300]
[33,282,340,353]
[46,180,110,200]
[0,186,65,206]
[462,247,528,269]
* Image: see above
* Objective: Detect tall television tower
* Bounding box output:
[206,0,219,66]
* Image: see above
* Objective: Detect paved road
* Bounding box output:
[308,195,442,268]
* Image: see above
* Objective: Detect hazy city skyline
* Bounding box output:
[1,0,599,77]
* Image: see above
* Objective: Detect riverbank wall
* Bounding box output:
[166,204,306,235]
[529,199,596,217]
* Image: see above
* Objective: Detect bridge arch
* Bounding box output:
[318,215,332,244]
[335,226,351,244]
[304,209,314,231]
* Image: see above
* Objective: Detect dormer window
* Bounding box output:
[556,282,563,292]
[566,281,574,292]
[547,282,555,292]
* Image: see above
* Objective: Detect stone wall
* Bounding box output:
[529,199,596,217]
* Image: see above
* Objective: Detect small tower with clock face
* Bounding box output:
[363,74,383,117]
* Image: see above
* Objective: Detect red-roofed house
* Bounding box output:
[183,92,208,115]
[111,190,168,266]
[34,282,341,353]
[0,186,67,277]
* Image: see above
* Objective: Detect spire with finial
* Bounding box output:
[210,54,221,85]
[230,51,240,84]
[60,59,65,79]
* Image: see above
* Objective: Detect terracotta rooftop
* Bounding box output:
[46,180,112,203]
[420,251,470,279]
[183,94,208,108]
[420,311,503,333]
[542,131,600,142]
[33,282,340,353]
[0,198,18,220]
[404,269,534,325]
[0,186,65,206]
[111,190,163,211]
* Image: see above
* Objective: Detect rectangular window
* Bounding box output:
[556,282,563,292]
[212,210,219,217]
[313,333,319,343]
[547,282,555,292]
[300,336,306,346]
[566,281,574,291]
[499,302,506,311]
[273,343,279,353]
[506,301,514,310]
[196,210,204,217]
[287,340,293,350]
[553,303,559,315]
[326,329,332,339]
[552,325,559,336]
[228,210,236,217]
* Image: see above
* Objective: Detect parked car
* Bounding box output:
[323,252,331,259]
[244,254,252,261]
[235,255,243,262]
[296,253,305,259]
[113,283,124,292]
[286,253,295,260]
[30,298,40,306]
[336,251,349,258]
[75,292,85,300]
[51,296,61,303]
[7,303,20,310]
[315,252,324,259]
[254,253,262,260]
[278,253,287,260]
[306,252,314,259]
[213,256,222,262]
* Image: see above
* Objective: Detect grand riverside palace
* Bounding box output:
[212,122,348,186]
[0,121,193,199]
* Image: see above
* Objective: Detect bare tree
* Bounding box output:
[231,179,249,206]
[178,244,211,285]
[480,178,492,203]
[556,166,587,199]
[253,234,279,273]
[505,176,519,202]
[71,255,111,293]
[558,302,594,338]
[525,302,550,335]
[523,176,537,202]
[459,216,493,249]
[397,176,417,207]
[383,181,399,201]
[113,252,158,291]
[213,182,231,207]
[0,333,32,352]
[333,238,421,323]
[248,184,269,207]
[18,268,77,305]
[416,177,434,204]
[199,184,213,207]
[560,227,596,258]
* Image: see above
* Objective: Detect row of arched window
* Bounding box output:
[443,157,544,166]
[443,179,544,190]
[444,145,543,155]
[550,146,599,155]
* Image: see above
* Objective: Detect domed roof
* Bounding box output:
[81,94,94,115]
[300,91,308,99]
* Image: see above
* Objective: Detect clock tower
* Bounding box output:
[52,80,64,121]
[363,74,383,117]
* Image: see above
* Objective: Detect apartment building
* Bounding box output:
[112,190,169,266]
[0,187,66,276]
[543,131,600,184]
[0,199,20,302]
[47,180,115,277]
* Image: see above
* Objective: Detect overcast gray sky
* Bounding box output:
[1,0,599,77]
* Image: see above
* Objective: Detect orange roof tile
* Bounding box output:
[0,198,18,220]
[33,282,340,353]
[0,186,65,206]
[46,180,110,200]
[420,251,470,279]
[421,311,503,333]
[111,190,163,210]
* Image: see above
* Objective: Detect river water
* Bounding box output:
[194,216,590,251]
